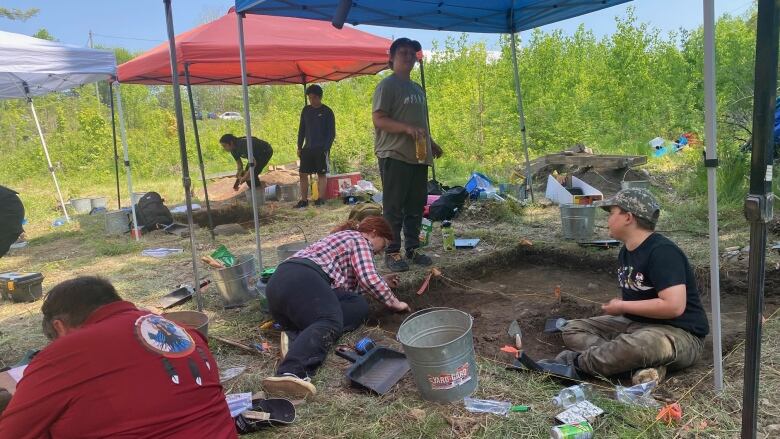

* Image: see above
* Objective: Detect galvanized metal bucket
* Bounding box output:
[162,310,209,337]
[279,184,300,202]
[90,196,108,210]
[70,198,92,214]
[104,210,131,235]
[212,254,258,307]
[264,184,280,201]
[560,204,596,241]
[397,307,478,402]
[244,188,265,206]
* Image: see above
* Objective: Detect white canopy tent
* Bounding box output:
[0,30,139,237]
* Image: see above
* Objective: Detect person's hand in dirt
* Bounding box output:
[601,298,625,316]
[383,273,400,288]
[389,300,410,313]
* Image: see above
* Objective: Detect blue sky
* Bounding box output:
[0,0,755,52]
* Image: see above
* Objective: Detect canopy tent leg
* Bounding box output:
[509,31,534,202]
[163,0,203,311]
[418,56,437,182]
[741,0,779,436]
[237,11,265,270]
[702,0,723,393]
[183,64,215,240]
[28,98,70,222]
[108,80,122,209]
[113,82,140,242]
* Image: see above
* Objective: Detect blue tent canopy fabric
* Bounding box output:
[234,0,632,34]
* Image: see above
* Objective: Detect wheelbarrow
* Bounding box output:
[335,345,410,395]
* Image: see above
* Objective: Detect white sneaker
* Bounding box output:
[632,365,667,385]
[262,373,316,399]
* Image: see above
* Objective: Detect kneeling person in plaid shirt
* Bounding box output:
[262,216,410,398]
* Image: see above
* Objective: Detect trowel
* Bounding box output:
[507,320,522,350]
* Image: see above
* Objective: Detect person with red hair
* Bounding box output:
[262,216,410,398]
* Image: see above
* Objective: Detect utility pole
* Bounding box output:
[88,30,100,103]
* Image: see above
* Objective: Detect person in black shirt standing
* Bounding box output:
[295,85,335,208]
[219,134,274,191]
[554,188,709,384]
[0,185,24,258]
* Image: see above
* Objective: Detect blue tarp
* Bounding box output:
[235,0,633,34]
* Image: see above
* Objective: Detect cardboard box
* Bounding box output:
[544,175,603,205]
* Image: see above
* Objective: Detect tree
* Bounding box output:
[0,7,39,21]
[32,29,56,41]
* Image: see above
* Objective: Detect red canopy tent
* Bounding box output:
[117,9,391,278]
[117,9,391,85]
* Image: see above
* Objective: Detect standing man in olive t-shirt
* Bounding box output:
[372,38,443,272]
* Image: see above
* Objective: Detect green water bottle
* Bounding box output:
[441,220,455,251]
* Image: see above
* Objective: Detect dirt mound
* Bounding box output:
[261,169,299,186]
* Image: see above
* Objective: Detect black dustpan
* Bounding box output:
[507,352,581,382]
[335,345,410,395]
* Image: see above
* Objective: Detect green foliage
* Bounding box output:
[0,7,770,226]
[32,28,55,41]
[0,7,39,21]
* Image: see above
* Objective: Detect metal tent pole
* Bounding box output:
[27,95,70,222]
[418,56,437,182]
[741,0,779,437]
[237,11,264,270]
[163,0,203,311]
[113,82,140,242]
[108,80,122,209]
[509,31,534,202]
[183,63,215,240]
[703,0,723,393]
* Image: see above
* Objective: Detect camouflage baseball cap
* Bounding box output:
[596,188,661,225]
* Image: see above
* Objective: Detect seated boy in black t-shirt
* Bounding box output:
[554,188,709,384]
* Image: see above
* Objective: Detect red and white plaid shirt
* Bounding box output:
[292,230,398,306]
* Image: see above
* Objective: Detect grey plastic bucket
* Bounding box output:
[264,185,280,201]
[560,204,596,241]
[397,307,478,402]
[244,188,265,206]
[212,254,257,307]
[70,198,92,214]
[90,196,108,210]
[621,180,650,190]
[104,210,131,235]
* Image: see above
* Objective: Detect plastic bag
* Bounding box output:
[616,380,660,408]
[211,245,237,267]
[464,397,512,416]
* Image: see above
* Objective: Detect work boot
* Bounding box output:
[293,200,308,209]
[553,349,581,368]
[262,373,316,399]
[385,253,409,272]
[632,365,667,385]
[314,199,326,207]
[406,249,433,266]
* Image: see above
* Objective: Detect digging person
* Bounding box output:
[261,216,410,398]
[219,133,273,191]
[372,37,443,272]
[552,188,709,384]
[0,276,236,438]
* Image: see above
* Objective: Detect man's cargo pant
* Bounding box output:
[561,315,704,377]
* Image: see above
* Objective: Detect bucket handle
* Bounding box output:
[397,307,467,342]
[291,224,308,243]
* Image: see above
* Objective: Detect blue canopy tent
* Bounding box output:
[234,0,728,394]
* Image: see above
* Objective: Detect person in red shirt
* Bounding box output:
[0,276,236,439]
[262,216,410,398]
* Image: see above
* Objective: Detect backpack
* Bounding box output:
[134,192,174,231]
[428,186,468,222]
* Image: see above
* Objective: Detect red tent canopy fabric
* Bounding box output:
[118,9,391,85]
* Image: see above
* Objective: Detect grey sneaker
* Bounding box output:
[385,253,409,272]
[406,249,432,266]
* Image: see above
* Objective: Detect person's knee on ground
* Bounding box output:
[339,293,369,333]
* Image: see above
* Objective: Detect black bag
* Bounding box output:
[134,192,173,231]
[429,186,468,221]
[427,179,444,195]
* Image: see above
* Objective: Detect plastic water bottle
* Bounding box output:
[552,384,594,408]
[463,397,512,416]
